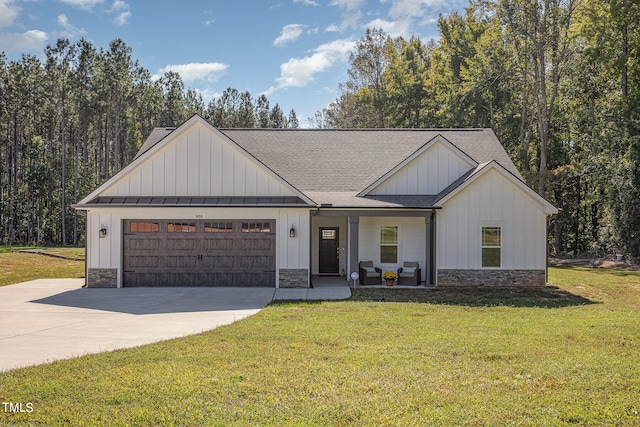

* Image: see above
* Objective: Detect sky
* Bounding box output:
[0,0,468,127]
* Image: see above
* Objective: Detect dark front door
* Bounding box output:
[319,227,340,274]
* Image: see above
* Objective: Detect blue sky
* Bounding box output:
[0,0,467,126]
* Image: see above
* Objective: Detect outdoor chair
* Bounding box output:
[359,260,382,285]
[397,262,421,286]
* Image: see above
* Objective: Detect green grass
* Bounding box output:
[0,247,85,287]
[1,266,639,426]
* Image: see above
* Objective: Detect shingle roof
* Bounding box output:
[133,123,523,208]
[135,127,174,159]
[220,128,522,193]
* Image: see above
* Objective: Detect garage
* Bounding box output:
[123,219,276,287]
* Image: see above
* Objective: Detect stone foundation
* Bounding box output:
[87,268,118,288]
[437,269,546,288]
[279,269,309,288]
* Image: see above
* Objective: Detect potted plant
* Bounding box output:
[382,271,398,286]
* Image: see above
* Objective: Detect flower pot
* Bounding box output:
[386,279,394,286]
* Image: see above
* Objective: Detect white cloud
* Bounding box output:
[0,29,47,53]
[365,0,449,38]
[0,0,19,28]
[154,62,229,84]
[325,24,339,33]
[293,0,319,5]
[109,0,128,11]
[383,0,446,19]
[108,0,131,26]
[364,17,411,38]
[114,11,130,26]
[57,14,86,38]
[330,0,365,29]
[265,38,354,94]
[59,0,105,10]
[273,24,305,47]
[330,0,364,11]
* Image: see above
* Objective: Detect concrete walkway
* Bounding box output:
[0,279,350,371]
[273,286,351,301]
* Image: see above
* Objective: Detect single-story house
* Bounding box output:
[74,114,557,288]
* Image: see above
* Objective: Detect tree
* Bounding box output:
[269,103,286,128]
[0,37,300,245]
[499,0,579,194]
[159,71,187,127]
[255,94,270,128]
[384,37,432,128]
[287,109,299,128]
[45,38,76,245]
[344,28,393,127]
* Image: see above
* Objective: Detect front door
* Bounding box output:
[319,227,340,274]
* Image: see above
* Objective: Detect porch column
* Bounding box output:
[349,216,359,282]
[425,213,431,285]
[431,211,437,286]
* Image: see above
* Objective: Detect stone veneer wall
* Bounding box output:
[438,269,546,287]
[87,268,118,288]
[279,269,309,288]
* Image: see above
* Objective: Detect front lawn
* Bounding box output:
[1,266,639,426]
[0,248,85,287]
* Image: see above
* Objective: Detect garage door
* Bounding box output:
[123,219,276,287]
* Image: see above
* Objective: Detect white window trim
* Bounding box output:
[481,224,502,269]
[379,225,400,265]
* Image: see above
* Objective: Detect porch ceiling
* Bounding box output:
[305,191,439,209]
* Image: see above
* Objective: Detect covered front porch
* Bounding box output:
[310,275,434,288]
[309,209,437,287]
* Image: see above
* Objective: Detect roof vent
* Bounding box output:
[165,127,175,131]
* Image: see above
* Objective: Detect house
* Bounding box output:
[74,114,557,288]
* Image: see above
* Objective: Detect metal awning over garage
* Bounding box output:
[123,219,276,287]
[82,196,310,207]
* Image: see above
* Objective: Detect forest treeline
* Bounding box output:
[0,38,298,245]
[2,0,639,258]
[313,0,640,258]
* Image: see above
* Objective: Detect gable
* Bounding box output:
[361,136,477,196]
[437,162,558,215]
[78,116,311,205]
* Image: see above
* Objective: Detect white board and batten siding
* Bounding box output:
[437,168,547,270]
[368,140,475,196]
[87,207,310,288]
[101,123,296,198]
[358,216,427,279]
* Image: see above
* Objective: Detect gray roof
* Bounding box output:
[134,124,522,208]
[220,128,522,191]
[135,127,174,159]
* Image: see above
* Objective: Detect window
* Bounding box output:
[129,222,159,233]
[380,226,398,263]
[205,222,233,233]
[321,229,337,240]
[242,222,271,233]
[167,222,196,233]
[482,227,501,267]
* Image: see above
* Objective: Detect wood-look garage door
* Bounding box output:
[123,219,276,287]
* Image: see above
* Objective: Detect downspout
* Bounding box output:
[82,210,88,288]
[546,214,550,285]
[432,210,437,287]
[309,208,320,288]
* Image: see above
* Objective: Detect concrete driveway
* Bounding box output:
[0,279,275,371]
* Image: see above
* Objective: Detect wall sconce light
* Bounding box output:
[99,225,107,238]
[289,224,296,238]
